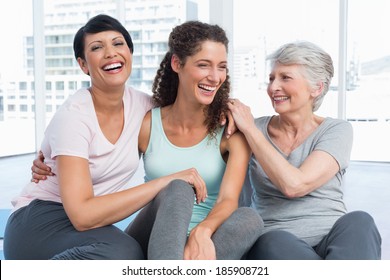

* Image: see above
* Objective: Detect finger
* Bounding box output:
[31,166,50,176]
[193,176,207,204]
[38,150,44,160]
[186,179,200,204]
[189,179,201,204]
[219,113,226,126]
[33,172,47,180]
[193,177,203,204]
[32,161,52,175]
[192,183,201,204]
[35,159,51,171]
[225,110,237,138]
[227,101,235,110]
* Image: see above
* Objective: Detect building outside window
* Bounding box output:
[0,0,389,162]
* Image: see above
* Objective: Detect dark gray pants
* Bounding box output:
[126,179,264,260]
[246,211,382,260]
[4,199,143,260]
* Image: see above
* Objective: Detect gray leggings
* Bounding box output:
[246,211,382,260]
[4,199,143,260]
[126,179,264,260]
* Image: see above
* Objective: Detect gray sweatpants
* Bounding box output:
[4,199,144,260]
[126,179,264,260]
[246,210,382,260]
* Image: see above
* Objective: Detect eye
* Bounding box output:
[282,75,291,80]
[91,45,102,51]
[114,41,125,46]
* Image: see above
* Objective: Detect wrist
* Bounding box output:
[190,223,213,239]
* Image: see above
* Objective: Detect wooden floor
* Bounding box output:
[0,154,389,259]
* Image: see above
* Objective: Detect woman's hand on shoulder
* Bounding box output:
[220,109,237,139]
[227,98,257,135]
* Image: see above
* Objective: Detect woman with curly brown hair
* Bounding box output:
[126,21,263,260]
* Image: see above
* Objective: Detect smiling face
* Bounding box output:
[267,63,320,115]
[78,30,132,91]
[172,41,227,106]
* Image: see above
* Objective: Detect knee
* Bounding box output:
[347,211,381,240]
[236,207,264,232]
[345,211,378,231]
[155,179,195,209]
[348,210,372,220]
[110,237,145,260]
[257,230,291,244]
[220,207,264,242]
[160,179,195,201]
[247,231,284,260]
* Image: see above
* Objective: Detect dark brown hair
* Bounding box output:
[152,21,230,137]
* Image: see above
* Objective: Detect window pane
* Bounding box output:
[0,0,35,157]
[233,0,339,119]
[347,0,390,161]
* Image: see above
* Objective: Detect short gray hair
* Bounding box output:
[267,41,334,111]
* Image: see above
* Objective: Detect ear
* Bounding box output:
[77,57,90,75]
[311,81,324,98]
[171,54,181,73]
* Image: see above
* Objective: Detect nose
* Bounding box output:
[268,78,281,93]
[104,45,117,58]
[208,67,221,83]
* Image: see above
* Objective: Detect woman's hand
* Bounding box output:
[184,227,216,260]
[169,168,207,204]
[227,98,256,134]
[31,151,54,183]
[220,109,237,138]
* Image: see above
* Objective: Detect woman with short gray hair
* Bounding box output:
[229,41,381,259]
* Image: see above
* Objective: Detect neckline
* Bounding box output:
[265,115,329,157]
[88,88,127,146]
[155,107,211,150]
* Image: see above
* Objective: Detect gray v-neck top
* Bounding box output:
[248,116,353,246]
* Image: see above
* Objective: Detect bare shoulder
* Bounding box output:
[138,110,152,153]
[221,130,249,153]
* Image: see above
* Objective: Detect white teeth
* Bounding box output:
[274,96,289,101]
[104,63,122,70]
[199,84,216,91]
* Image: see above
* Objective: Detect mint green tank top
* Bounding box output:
[143,107,227,234]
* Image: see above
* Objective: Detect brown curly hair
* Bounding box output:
[152,21,231,138]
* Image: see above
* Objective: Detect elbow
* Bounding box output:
[282,189,301,199]
[71,219,90,232]
[73,224,90,232]
[69,215,96,232]
[280,182,308,199]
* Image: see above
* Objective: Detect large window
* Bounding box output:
[0,0,35,157]
[231,0,389,162]
[0,0,388,162]
[232,0,339,119]
[346,0,390,161]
